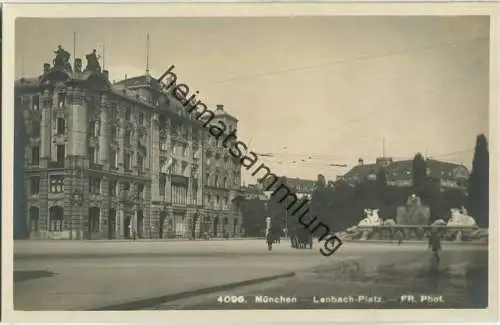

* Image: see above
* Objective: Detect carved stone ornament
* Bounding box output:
[152,113,160,128]
[125,121,135,132]
[71,189,84,206]
[138,125,147,138]
[76,168,85,178]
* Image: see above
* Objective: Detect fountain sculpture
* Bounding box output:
[339,195,486,243]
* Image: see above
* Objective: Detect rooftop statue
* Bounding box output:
[53,45,73,72]
[84,49,102,74]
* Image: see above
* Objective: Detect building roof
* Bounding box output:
[343,158,469,182]
[113,74,163,93]
[258,176,317,193]
[213,104,238,122]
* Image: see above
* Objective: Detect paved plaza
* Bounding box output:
[14,239,488,310]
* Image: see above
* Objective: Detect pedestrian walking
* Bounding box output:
[266,231,273,251]
[396,230,403,245]
[428,229,442,263]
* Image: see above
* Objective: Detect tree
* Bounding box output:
[240,198,267,236]
[468,134,489,228]
[412,153,427,196]
[375,168,389,217]
[316,174,326,190]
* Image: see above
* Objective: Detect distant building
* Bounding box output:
[258,177,317,200]
[341,157,469,191]
[239,184,268,201]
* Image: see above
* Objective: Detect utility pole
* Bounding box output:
[382,136,386,157]
[146,33,150,75]
[73,31,76,60]
[102,44,106,70]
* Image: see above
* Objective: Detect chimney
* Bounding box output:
[216,104,224,111]
[358,158,364,165]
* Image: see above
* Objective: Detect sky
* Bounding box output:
[15,16,490,185]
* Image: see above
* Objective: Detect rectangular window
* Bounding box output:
[88,147,96,164]
[124,131,131,147]
[56,145,65,165]
[57,118,65,135]
[32,95,40,111]
[191,188,198,203]
[110,126,117,139]
[159,175,166,199]
[137,155,144,173]
[58,92,66,108]
[125,107,131,121]
[89,121,96,137]
[89,177,101,194]
[137,183,144,199]
[138,112,144,125]
[49,175,64,193]
[109,180,118,197]
[30,177,40,195]
[31,146,40,165]
[110,151,117,168]
[123,182,130,191]
[110,103,118,119]
[124,153,131,171]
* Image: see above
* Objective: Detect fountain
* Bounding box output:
[339,195,486,243]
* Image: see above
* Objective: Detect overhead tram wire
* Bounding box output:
[210,58,486,162]
[254,146,475,161]
[56,38,485,168]
[200,36,488,87]
[326,63,487,135]
[241,63,483,164]
[252,146,475,168]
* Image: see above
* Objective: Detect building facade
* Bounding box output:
[339,157,469,191]
[202,105,244,237]
[16,47,242,240]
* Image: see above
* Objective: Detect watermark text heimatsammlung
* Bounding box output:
[158,65,343,256]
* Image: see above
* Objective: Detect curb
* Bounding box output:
[343,239,487,245]
[14,251,284,260]
[14,238,263,243]
[86,271,296,310]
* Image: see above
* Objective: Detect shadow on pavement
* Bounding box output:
[14,270,58,283]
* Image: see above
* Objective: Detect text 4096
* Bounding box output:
[217,296,247,304]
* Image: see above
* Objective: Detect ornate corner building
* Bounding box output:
[15,47,243,240]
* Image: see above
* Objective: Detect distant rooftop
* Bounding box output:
[343,157,469,182]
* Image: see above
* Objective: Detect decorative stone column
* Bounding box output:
[40,90,52,159]
[99,95,109,165]
[151,113,161,201]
